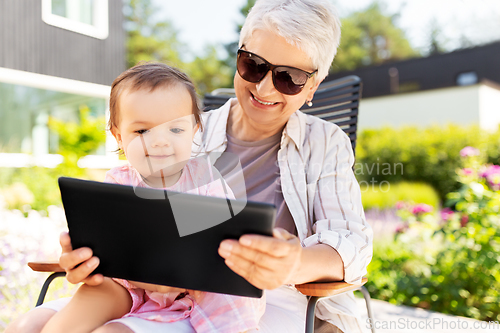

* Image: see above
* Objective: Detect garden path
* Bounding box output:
[355,297,499,333]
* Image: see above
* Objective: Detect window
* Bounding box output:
[42,0,109,39]
[456,71,478,86]
[0,82,107,155]
[0,67,115,169]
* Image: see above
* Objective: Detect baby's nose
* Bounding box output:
[150,133,171,147]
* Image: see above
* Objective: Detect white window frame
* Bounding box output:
[0,67,121,169]
[41,0,109,40]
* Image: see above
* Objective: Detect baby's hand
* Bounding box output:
[129,281,186,294]
[187,289,205,304]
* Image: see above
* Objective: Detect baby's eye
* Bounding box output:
[135,129,149,135]
[170,128,185,134]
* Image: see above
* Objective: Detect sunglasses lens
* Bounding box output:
[273,68,308,95]
[237,50,313,95]
[237,52,269,83]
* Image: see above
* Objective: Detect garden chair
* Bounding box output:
[28,75,375,333]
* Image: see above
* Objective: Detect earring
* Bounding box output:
[307,100,313,107]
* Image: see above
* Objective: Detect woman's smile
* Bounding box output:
[251,93,278,106]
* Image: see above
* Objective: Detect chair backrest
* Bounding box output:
[203,75,362,153]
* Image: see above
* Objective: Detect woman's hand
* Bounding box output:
[59,231,104,286]
[218,228,302,290]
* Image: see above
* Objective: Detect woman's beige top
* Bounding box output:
[194,99,373,333]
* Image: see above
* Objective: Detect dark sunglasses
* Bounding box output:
[237,48,317,95]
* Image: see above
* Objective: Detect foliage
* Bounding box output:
[356,124,500,201]
[426,18,448,56]
[48,105,106,178]
[124,0,234,96]
[429,154,500,320]
[124,0,184,69]
[0,167,61,213]
[222,0,256,76]
[333,3,419,72]
[0,106,105,213]
[366,149,500,321]
[360,181,440,211]
[184,46,235,96]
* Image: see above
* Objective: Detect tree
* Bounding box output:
[223,0,256,79]
[332,2,419,72]
[124,0,234,95]
[185,46,234,96]
[427,19,447,56]
[124,0,184,68]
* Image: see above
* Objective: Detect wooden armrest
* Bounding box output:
[27,262,367,297]
[295,277,367,297]
[28,261,65,273]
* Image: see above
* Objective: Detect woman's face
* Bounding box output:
[234,29,320,129]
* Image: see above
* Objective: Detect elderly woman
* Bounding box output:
[7,0,372,332]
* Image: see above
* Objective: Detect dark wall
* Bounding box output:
[0,0,126,86]
[326,41,500,98]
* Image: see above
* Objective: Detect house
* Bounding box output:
[0,0,126,168]
[326,41,500,131]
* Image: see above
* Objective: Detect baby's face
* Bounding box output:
[112,85,198,187]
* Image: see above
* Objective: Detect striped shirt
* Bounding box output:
[193,99,373,333]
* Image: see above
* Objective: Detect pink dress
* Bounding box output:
[104,158,265,333]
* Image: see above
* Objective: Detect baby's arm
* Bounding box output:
[40,277,132,333]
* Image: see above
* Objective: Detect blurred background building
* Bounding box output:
[326,41,500,131]
[0,0,125,168]
[1,0,499,168]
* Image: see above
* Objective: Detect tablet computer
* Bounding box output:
[58,177,275,298]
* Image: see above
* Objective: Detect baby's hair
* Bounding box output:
[108,62,202,132]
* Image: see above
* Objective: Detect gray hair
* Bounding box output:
[239,0,341,82]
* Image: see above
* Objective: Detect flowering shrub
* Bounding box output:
[480,164,500,191]
[460,146,480,157]
[431,149,500,320]
[367,147,500,321]
[0,202,78,329]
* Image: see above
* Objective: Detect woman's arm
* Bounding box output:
[218,228,344,289]
[219,125,372,289]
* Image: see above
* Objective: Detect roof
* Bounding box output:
[325,41,500,98]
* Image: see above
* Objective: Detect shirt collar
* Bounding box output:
[283,110,306,150]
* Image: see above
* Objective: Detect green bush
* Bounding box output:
[361,181,440,210]
[0,167,61,212]
[366,239,435,307]
[356,124,500,201]
[0,106,106,212]
[49,105,106,178]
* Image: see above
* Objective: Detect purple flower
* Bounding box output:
[460,146,480,157]
[411,203,433,215]
[440,208,454,221]
[480,165,500,191]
